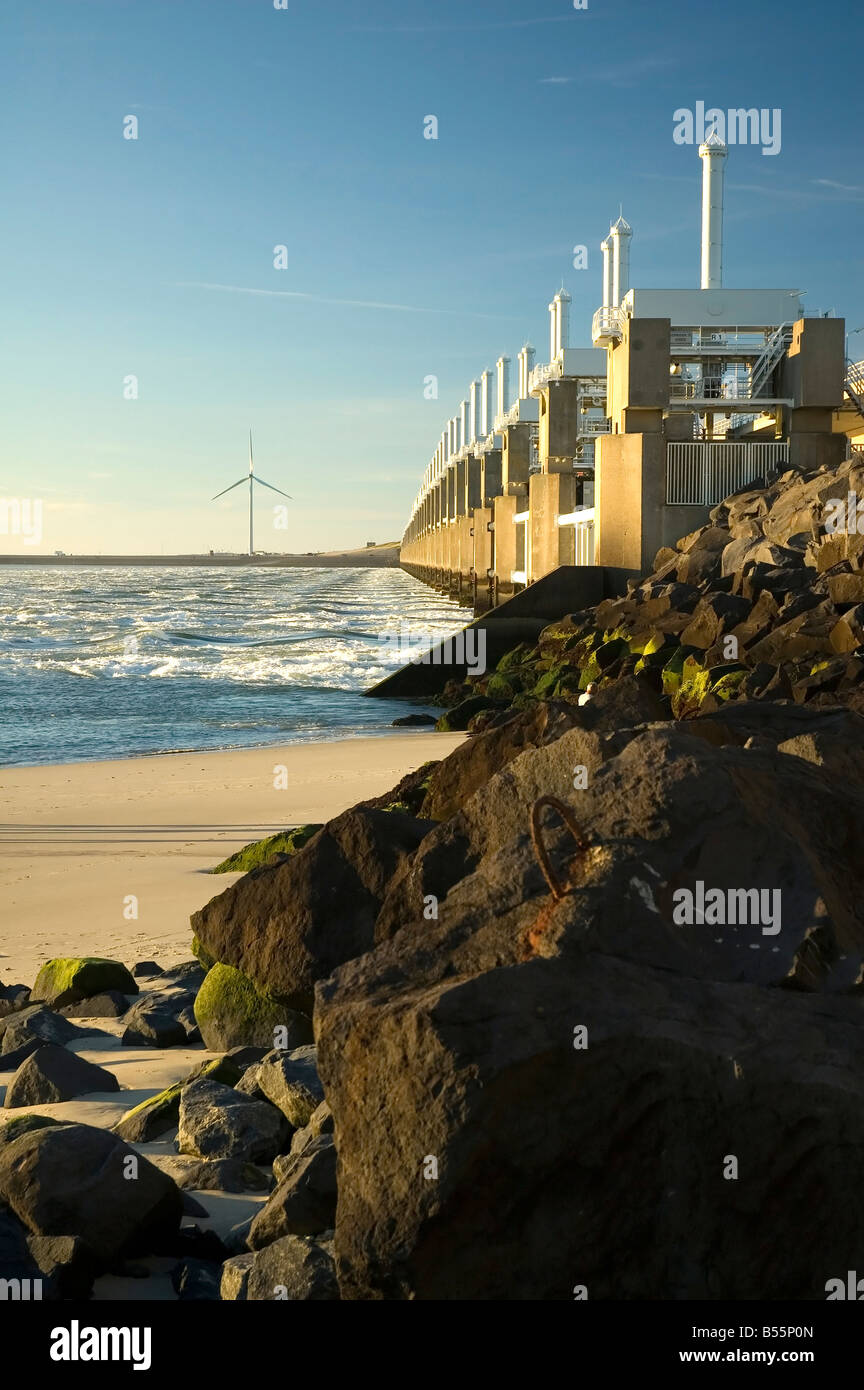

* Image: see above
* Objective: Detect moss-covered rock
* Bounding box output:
[212,824,323,875]
[0,1113,61,1148]
[31,957,137,1010]
[193,964,312,1052]
[710,665,749,701]
[533,665,566,699]
[484,672,518,701]
[496,643,533,672]
[191,934,217,971]
[113,1083,184,1142]
[661,645,701,696]
[112,1055,242,1142]
[435,695,502,732]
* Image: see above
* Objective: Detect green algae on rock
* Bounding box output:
[31,957,137,1010]
[193,963,312,1052]
[211,824,323,874]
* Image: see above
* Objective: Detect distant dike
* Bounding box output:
[0,545,401,569]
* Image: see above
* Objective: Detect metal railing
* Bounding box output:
[591,305,625,344]
[580,415,612,435]
[666,441,789,505]
[557,507,596,565]
[528,361,558,393]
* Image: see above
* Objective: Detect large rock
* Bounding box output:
[121,992,194,1048]
[4,1045,120,1108]
[316,720,864,1300]
[420,700,583,822]
[171,1257,221,1300]
[60,990,130,1019]
[0,983,30,1020]
[192,807,435,1008]
[374,722,618,944]
[112,1056,241,1142]
[0,1036,46,1072]
[245,1233,338,1301]
[193,964,312,1052]
[157,961,207,993]
[27,1234,96,1300]
[148,1154,271,1194]
[0,1204,41,1286]
[248,1135,337,1246]
[31,957,137,1009]
[178,1079,289,1163]
[0,1122,182,1266]
[255,1047,324,1127]
[220,1252,254,1300]
[1,1006,99,1055]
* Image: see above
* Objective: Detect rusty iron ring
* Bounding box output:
[529,795,589,902]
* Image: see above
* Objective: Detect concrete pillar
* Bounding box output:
[608,317,670,433]
[492,494,522,601]
[529,472,577,582]
[472,505,493,611]
[537,378,584,474]
[501,422,532,494]
[481,449,503,504]
[466,455,482,511]
[455,457,467,516]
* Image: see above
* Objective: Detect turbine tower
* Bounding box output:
[211,431,292,556]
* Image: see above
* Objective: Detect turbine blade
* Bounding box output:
[252,475,293,499]
[211,477,248,500]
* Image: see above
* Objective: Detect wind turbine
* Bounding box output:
[212,431,292,556]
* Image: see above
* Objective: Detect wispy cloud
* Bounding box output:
[814,178,864,194]
[730,181,864,204]
[641,172,864,205]
[174,282,518,320]
[539,56,678,87]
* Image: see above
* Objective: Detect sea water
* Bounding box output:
[0,565,464,766]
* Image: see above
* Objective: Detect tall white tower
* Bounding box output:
[556,289,571,355]
[481,369,494,436]
[518,344,535,398]
[496,356,511,421]
[469,380,481,444]
[548,296,558,363]
[699,125,727,290]
[601,236,612,308]
[610,215,632,307]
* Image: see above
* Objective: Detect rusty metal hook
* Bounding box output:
[529,795,588,902]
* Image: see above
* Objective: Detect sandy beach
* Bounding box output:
[0,731,464,990]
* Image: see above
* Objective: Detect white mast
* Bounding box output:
[699,125,727,290]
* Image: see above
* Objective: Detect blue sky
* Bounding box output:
[1,0,862,553]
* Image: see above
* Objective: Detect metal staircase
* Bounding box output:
[748,322,793,398]
[845,359,864,417]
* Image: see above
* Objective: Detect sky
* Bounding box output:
[1,0,862,554]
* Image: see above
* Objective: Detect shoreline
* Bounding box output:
[0,731,465,988]
[0,719,446,773]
